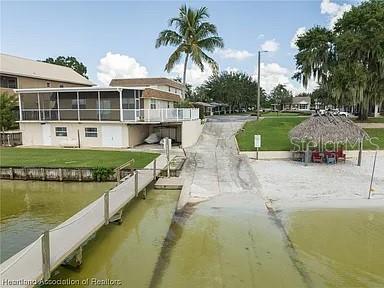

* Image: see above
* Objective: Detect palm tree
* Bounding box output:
[155,5,224,85]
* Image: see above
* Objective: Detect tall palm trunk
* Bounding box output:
[182,54,189,98]
[182,53,189,85]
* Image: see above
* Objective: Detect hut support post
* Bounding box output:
[368,150,378,199]
[357,140,363,166]
[304,143,310,166]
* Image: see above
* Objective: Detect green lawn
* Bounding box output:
[0,148,159,168]
[236,117,384,151]
[363,129,384,150]
[354,117,384,123]
[236,117,306,151]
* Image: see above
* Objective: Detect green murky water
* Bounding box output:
[285,208,384,288]
[0,180,114,262]
[1,181,383,287]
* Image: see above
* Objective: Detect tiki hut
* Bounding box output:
[289,114,368,165]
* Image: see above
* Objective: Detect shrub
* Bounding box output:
[92,167,114,181]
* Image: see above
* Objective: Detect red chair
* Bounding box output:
[336,149,346,163]
[312,151,323,163]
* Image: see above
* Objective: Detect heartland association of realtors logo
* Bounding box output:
[2,278,122,286]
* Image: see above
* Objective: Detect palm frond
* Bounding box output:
[195,6,209,21]
[197,36,224,52]
[164,45,185,72]
[155,30,183,48]
[190,45,204,71]
[196,22,218,38]
[200,50,219,74]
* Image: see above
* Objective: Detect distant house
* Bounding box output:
[0,53,94,95]
[193,102,213,116]
[284,96,311,111]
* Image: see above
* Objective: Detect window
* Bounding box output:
[46,82,51,87]
[299,104,308,110]
[1,75,17,88]
[150,99,157,109]
[122,89,135,109]
[79,92,98,120]
[78,98,86,109]
[59,84,64,88]
[85,127,97,137]
[55,127,67,137]
[71,99,78,109]
[59,92,78,120]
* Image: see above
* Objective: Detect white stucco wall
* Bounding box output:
[19,122,130,148]
[19,123,43,146]
[181,119,203,148]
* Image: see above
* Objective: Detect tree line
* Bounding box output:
[293,0,383,120]
[159,1,383,118]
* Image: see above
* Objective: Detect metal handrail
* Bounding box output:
[114,159,135,183]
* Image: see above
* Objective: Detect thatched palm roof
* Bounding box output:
[289,114,368,143]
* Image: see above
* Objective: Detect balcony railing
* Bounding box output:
[122,109,199,122]
[20,108,200,122]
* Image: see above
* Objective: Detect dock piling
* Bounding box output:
[153,159,157,180]
[42,231,51,281]
[104,191,110,225]
[135,170,139,197]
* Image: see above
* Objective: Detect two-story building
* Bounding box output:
[17,81,202,148]
[0,53,94,95]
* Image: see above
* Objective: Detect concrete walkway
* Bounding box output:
[356,122,384,128]
[178,115,264,208]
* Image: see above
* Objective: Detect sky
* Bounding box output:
[1,0,360,94]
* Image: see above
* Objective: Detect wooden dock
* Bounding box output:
[0,155,169,288]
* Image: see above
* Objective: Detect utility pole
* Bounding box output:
[257,50,268,120]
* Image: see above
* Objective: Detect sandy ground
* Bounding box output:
[180,115,384,211]
[250,151,384,210]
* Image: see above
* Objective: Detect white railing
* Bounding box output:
[0,156,168,288]
[20,108,200,123]
[122,108,199,122]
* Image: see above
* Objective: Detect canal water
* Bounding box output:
[1,181,383,287]
[0,180,114,262]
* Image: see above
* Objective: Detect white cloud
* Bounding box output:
[261,39,279,52]
[253,62,317,95]
[290,27,306,49]
[217,48,254,60]
[225,66,240,73]
[169,63,213,86]
[97,52,148,86]
[320,0,352,28]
